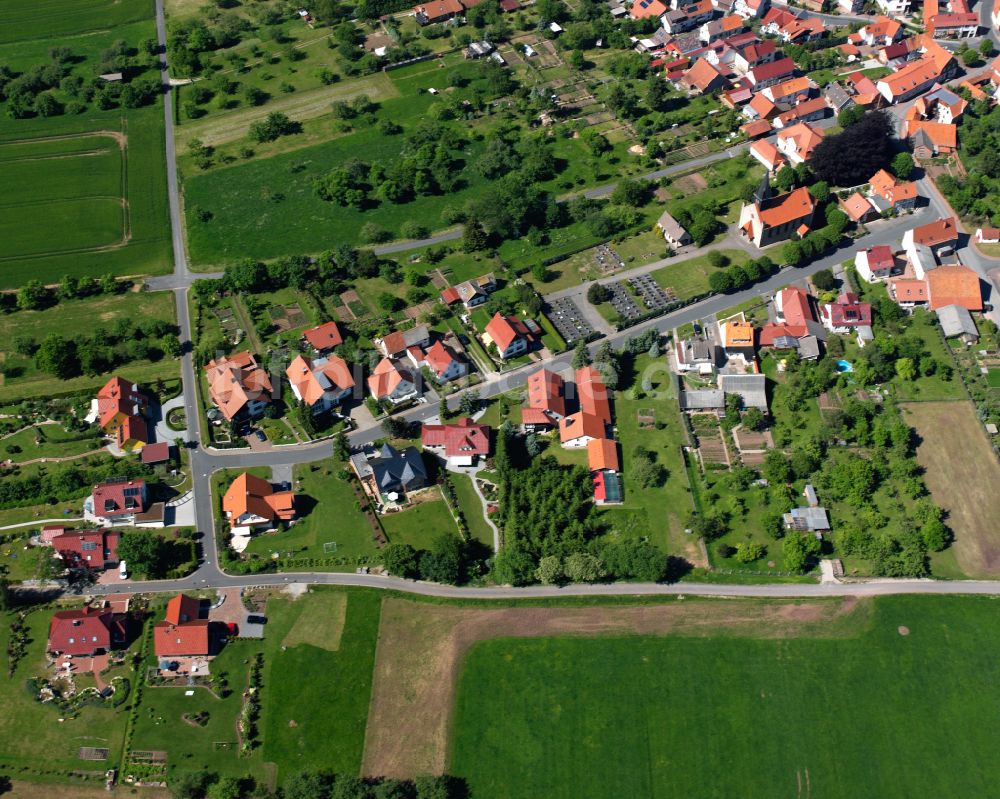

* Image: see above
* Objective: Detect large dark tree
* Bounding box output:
[809,111,894,187]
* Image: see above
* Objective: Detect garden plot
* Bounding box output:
[690,413,729,468]
[267,303,308,333]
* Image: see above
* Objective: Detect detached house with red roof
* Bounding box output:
[49,606,126,658]
[421,418,491,466]
[301,321,343,353]
[868,169,919,212]
[411,340,467,384]
[88,479,148,526]
[154,594,211,661]
[205,351,273,425]
[734,0,769,19]
[222,472,296,531]
[286,354,354,413]
[775,122,825,165]
[680,58,728,94]
[523,367,566,429]
[482,313,538,360]
[746,57,796,89]
[50,529,120,570]
[95,377,149,452]
[821,292,874,342]
[855,245,904,282]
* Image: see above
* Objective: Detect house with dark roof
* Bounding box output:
[821,292,874,339]
[365,444,428,496]
[421,418,491,466]
[718,373,769,411]
[49,606,126,658]
[936,304,979,343]
[674,335,717,374]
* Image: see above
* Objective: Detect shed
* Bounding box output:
[936,304,979,343]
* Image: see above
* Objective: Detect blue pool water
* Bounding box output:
[836,360,853,373]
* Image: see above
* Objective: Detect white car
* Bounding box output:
[118,561,128,580]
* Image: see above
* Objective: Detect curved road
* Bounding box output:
[122,0,1000,606]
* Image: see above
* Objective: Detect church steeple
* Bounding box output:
[753,171,771,205]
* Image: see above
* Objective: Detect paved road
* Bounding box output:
[155,0,187,282]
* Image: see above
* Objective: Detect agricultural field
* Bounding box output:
[0,291,180,403]
[0,1,171,286]
[903,401,1000,578]
[449,595,1000,799]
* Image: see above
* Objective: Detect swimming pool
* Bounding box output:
[836,360,853,373]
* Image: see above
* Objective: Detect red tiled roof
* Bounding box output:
[165,593,200,625]
[154,594,210,658]
[587,438,620,472]
[421,418,491,458]
[222,472,295,527]
[521,407,557,426]
[748,57,796,84]
[576,366,612,424]
[141,441,171,464]
[558,412,606,444]
[440,287,461,304]
[741,119,773,138]
[527,368,566,418]
[841,192,876,222]
[758,187,817,228]
[779,286,814,326]
[759,322,808,346]
[927,265,982,310]
[825,293,872,327]
[96,376,146,431]
[424,340,460,378]
[890,278,929,303]
[205,351,273,422]
[302,321,343,350]
[484,313,531,352]
[367,358,411,399]
[911,216,958,247]
[92,480,146,518]
[48,607,121,656]
[682,58,726,93]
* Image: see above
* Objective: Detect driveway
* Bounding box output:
[156,394,189,443]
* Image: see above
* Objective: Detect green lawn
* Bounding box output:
[242,461,380,568]
[0,608,131,777]
[449,472,494,548]
[261,588,382,781]
[0,292,180,402]
[0,424,103,462]
[0,8,171,286]
[381,487,461,550]
[451,595,1000,799]
[650,249,748,301]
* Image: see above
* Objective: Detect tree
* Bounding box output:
[837,105,865,128]
[459,389,480,416]
[782,532,819,573]
[462,218,488,252]
[206,777,242,799]
[418,535,465,584]
[895,357,916,381]
[707,251,730,269]
[735,541,764,563]
[762,450,791,485]
[282,771,334,799]
[564,552,606,582]
[587,282,609,304]
[535,555,564,584]
[812,268,836,291]
[382,543,418,577]
[775,165,797,192]
[742,407,765,431]
[979,38,994,58]
[571,338,591,368]
[807,180,830,203]
[247,111,299,142]
[891,152,914,180]
[170,771,213,799]
[17,280,50,311]
[117,531,166,577]
[810,111,894,187]
[610,178,650,207]
[334,431,350,462]
[35,334,77,379]
[708,270,734,293]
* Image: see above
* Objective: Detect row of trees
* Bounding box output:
[169,769,466,799]
[2,273,128,314]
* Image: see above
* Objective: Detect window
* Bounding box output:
[81,542,97,551]
[69,637,75,644]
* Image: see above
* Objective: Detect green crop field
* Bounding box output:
[0,2,171,288]
[988,368,1000,388]
[451,595,1000,798]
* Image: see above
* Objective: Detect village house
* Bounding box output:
[88,479,149,526]
[587,437,620,473]
[656,210,693,247]
[48,606,126,658]
[440,274,497,308]
[376,325,432,359]
[523,367,567,429]
[154,594,211,661]
[719,317,757,361]
[413,0,464,24]
[367,358,419,404]
[773,97,828,129]
[674,334,718,374]
[913,84,968,123]
[906,120,957,157]
[761,76,814,106]
[699,14,744,42]
[482,313,538,360]
[734,0,769,19]
[750,139,785,172]
[855,245,905,282]
[732,38,778,75]
[821,292,874,343]
[222,472,296,531]
[925,265,983,311]
[301,321,343,353]
[630,0,669,19]
[876,39,957,103]
[351,443,428,498]
[50,529,119,571]
[577,365,613,424]
[410,339,467,384]
[559,411,607,448]
[775,122,824,165]
[902,217,959,267]
[888,278,930,309]
[746,57,797,89]
[205,351,273,425]
[285,354,354,414]
[873,0,911,17]
[743,93,779,122]
[680,57,728,93]
[718,373,769,411]
[850,16,904,47]
[662,0,716,34]
[738,183,817,248]
[868,169,919,213]
[421,418,491,466]
[95,376,149,452]
[840,192,880,225]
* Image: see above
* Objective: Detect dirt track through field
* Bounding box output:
[361,596,866,778]
[902,401,1000,576]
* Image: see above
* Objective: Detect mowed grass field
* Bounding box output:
[450,595,1000,799]
[902,400,1000,577]
[0,290,179,402]
[0,2,170,287]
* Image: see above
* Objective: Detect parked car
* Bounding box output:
[225,622,239,636]
[254,429,267,442]
[247,615,267,625]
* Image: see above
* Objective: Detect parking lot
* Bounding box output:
[547,297,595,343]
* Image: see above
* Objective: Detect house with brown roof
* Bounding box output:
[367,358,419,404]
[700,14,745,43]
[421,418,491,466]
[301,321,343,353]
[889,277,930,308]
[414,0,464,24]
[376,325,431,359]
[926,265,983,310]
[732,39,778,74]
[821,292,873,336]
[906,120,957,157]
[49,606,126,658]
[205,351,273,425]
[154,594,211,660]
[902,217,959,261]
[761,76,814,105]
[681,58,728,94]
[746,57,797,89]
[95,377,149,452]
[913,84,967,124]
[576,365,612,424]
[88,479,148,526]
[439,274,497,308]
[286,354,354,413]
[222,472,296,530]
[775,122,824,165]
[741,119,773,139]
[587,438,620,472]
[482,313,537,360]
[743,92,778,121]
[876,45,956,104]
[738,185,817,248]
